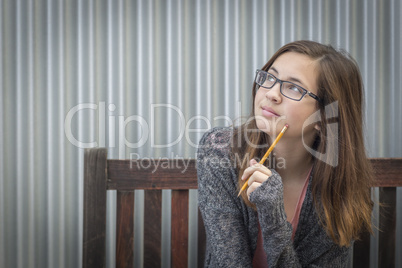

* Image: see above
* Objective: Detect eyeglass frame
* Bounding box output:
[255,69,322,102]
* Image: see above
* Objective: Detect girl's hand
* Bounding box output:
[241,159,272,200]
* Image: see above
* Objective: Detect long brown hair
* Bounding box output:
[232,40,373,247]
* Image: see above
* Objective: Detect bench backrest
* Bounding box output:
[82,148,402,268]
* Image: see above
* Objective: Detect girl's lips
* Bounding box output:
[262,107,279,117]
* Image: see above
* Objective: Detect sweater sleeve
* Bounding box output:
[249,170,350,268]
[197,128,253,268]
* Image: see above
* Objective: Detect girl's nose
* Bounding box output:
[265,82,282,103]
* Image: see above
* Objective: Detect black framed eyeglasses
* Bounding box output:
[255,69,321,102]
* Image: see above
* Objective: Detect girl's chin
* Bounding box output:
[256,119,286,135]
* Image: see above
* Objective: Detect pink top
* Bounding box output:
[252,168,312,268]
[290,168,311,240]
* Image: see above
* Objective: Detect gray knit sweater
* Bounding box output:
[197,127,350,267]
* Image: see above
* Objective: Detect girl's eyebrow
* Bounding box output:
[269,66,307,88]
[269,66,279,74]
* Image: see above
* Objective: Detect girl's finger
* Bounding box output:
[247,182,261,198]
[241,162,272,180]
[247,171,269,186]
[249,159,258,166]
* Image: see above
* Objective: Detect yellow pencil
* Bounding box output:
[237,124,289,197]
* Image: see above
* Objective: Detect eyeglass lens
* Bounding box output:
[255,71,304,100]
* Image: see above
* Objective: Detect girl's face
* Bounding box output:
[254,52,320,140]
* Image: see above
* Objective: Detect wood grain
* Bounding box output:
[370,158,402,187]
[83,148,108,268]
[352,229,370,268]
[107,159,197,190]
[106,158,402,189]
[378,187,396,268]
[171,190,189,268]
[116,191,134,268]
[144,190,162,267]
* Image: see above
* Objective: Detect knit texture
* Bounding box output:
[197,127,351,267]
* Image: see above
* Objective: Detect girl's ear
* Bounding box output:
[314,123,321,131]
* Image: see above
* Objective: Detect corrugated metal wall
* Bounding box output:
[1,0,401,267]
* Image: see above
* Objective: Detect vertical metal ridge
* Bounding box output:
[345,0,350,49]
[77,0,85,266]
[210,0,218,120]
[148,0,154,157]
[223,0,230,118]
[389,0,396,156]
[106,0,115,156]
[234,0,240,110]
[289,0,295,41]
[178,0,185,154]
[46,0,54,266]
[16,0,24,266]
[27,0,35,266]
[251,0,257,87]
[168,0,175,153]
[2,1,17,266]
[336,0,341,43]
[88,0,95,146]
[58,0,66,267]
[377,0,385,157]
[123,0,131,138]
[0,0,4,267]
[400,0,402,153]
[362,0,369,150]
[206,0,211,121]
[398,2,402,268]
[280,0,286,44]
[317,0,323,41]
[135,0,143,152]
[118,0,125,159]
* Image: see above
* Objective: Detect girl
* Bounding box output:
[197,40,373,267]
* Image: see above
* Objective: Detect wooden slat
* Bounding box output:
[116,191,134,268]
[378,187,396,267]
[197,208,206,268]
[171,190,189,268]
[83,148,108,268]
[144,190,162,267]
[106,158,402,189]
[107,159,197,190]
[370,158,402,187]
[352,230,370,268]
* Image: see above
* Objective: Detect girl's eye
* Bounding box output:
[267,75,276,82]
[288,84,302,93]
[284,83,303,94]
[290,86,300,92]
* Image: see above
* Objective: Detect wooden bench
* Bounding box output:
[82,148,402,268]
